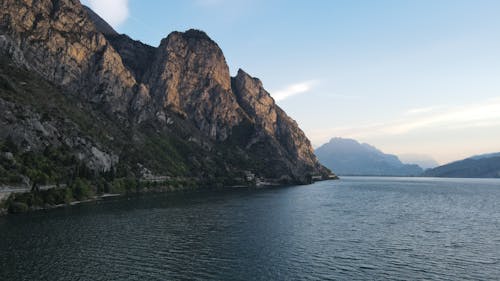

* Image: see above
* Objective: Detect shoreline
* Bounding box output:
[0,193,123,216]
[0,177,337,216]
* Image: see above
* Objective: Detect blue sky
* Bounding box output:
[82,0,500,164]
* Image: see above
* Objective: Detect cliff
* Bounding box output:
[0,0,332,193]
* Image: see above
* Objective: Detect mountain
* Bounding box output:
[423,153,500,178]
[398,154,439,169]
[0,0,331,195]
[468,152,500,160]
[315,138,423,176]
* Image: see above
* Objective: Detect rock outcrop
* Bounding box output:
[0,0,332,186]
[145,30,245,141]
[232,69,329,181]
[0,0,138,114]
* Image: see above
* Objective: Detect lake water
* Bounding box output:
[1,177,499,280]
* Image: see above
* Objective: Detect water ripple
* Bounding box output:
[1,177,500,280]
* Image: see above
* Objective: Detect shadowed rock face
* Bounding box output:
[0,0,332,184]
[232,69,329,181]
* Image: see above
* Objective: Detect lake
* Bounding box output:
[1,177,499,280]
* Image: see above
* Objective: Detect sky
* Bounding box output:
[82,0,500,165]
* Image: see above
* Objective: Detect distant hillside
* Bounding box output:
[315,138,423,176]
[468,152,500,160]
[399,154,439,169]
[423,154,500,178]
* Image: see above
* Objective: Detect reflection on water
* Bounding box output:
[1,177,499,280]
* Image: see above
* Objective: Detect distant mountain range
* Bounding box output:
[315,138,423,176]
[314,137,500,178]
[398,154,439,169]
[423,153,500,178]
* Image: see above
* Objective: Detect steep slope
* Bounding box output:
[0,55,120,174]
[315,138,423,176]
[0,0,331,193]
[145,30,245,141]
[232,69,330,182]
[423,154,500,178]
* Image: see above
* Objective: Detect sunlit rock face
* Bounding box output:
[145,30,244,141]
[0,0,137,114]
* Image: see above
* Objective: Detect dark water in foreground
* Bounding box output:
[1,177,500,280]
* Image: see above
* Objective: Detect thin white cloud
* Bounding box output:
[382,98,500,135]
[83,0,129,28]
[309,97,500,146]
[271,80,318,102]
[405,106,440,115]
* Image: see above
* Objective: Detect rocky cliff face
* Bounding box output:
[145,30,245,141]
[0,0,332,186]
[0,0,138,114]
[232,70,329,181]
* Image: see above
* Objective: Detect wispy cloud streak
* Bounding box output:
[405,106,440,115]
[272,80,318,102]
[383,98,500,135]
[309,97,500,145]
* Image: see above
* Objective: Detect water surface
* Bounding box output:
[1,177,499,280]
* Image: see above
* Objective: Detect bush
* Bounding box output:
[10,192,36,207]
[71,178,94,201]
[27,169,49,187]
[8,201,29,213]
[40,188,67,205]
[64,188,73,204]
[124,178,136,193]
[110,179,126,194]
[95,178,106,195]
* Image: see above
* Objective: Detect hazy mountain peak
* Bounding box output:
[315,137,423,176]
[399,154,439,169]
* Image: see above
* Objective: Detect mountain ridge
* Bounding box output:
[423,153,500,178]
[315,137,423,176]
[0,0,332,197]
[398,154,439,169]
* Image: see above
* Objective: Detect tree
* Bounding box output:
[29,169,48,193]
